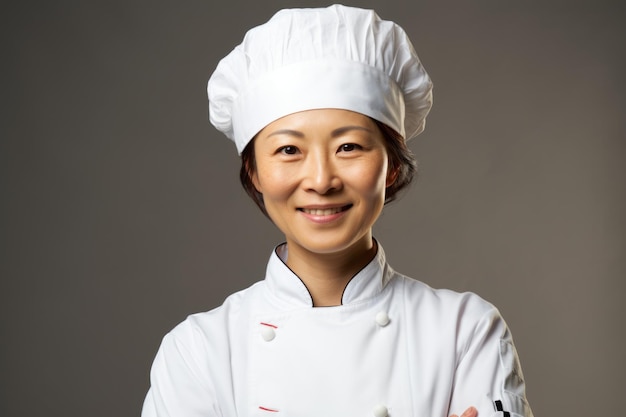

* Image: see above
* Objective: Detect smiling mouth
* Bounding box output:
[298,205,352,216]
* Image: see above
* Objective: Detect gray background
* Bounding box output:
[1,0,624,416]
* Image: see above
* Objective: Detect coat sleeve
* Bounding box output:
[448,305,533,417]
[141,328,222,417]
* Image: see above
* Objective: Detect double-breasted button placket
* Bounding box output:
[248,246,414,416]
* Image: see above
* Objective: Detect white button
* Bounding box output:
[375,311,390,327]
[261,326,276,341]
[373,405,388,417]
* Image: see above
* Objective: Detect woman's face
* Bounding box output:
[252,109,396,258]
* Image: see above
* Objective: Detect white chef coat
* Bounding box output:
[142,243,533,417]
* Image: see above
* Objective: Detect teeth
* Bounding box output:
[302,207,344,216]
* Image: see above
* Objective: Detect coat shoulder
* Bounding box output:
[168,279,266,342]
[394,272,499,323]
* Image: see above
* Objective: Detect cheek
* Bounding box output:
[352,159,389,196]
[254,164,293,200]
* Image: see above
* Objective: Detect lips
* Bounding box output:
[298,204,352,216]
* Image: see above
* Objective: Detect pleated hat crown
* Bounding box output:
[207,4,433,154]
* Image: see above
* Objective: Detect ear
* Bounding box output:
[386,165,400,188]
[243,149,263,193]
[251,170,263,193]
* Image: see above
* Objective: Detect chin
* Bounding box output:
[293,234,372,256]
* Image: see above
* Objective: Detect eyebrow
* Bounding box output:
[265,126,373,139]
[266,129,305,138]
[330,125,373,137]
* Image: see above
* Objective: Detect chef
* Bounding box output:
[141,5,534,417]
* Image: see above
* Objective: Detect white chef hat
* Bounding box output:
[207,4,433,154]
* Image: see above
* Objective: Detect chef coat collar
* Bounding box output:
[264,241,394,308]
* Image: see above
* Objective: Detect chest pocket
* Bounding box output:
[247,305,414,417]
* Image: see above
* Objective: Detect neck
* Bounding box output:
[285,238,377,307]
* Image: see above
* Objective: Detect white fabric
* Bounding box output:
[207,5,433,154]
[142,243,533,417]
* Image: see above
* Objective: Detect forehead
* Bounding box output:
[258,109,378,137]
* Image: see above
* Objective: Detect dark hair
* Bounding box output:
[239,119,418,217]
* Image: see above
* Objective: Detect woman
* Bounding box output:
[142,5,533,417]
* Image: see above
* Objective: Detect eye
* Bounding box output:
[278,145,299,155]
[338,143,362,152]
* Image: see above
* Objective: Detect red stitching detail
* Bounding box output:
[260,322,278,328]
[259,406,279,412]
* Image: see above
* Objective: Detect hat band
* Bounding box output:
[231,58,405,153]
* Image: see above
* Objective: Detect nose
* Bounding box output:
[301,151,342,194]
